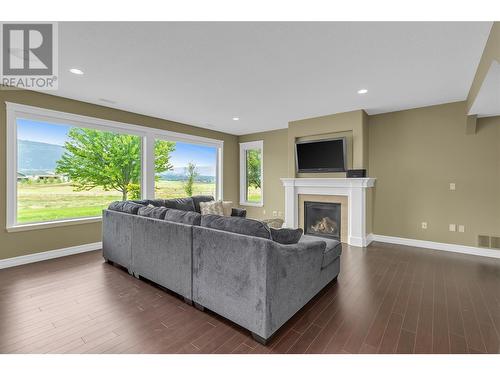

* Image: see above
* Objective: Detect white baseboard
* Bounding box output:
[369,234,500,259]
[0,242,102,270]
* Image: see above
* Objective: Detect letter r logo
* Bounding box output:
[2,23,53,75]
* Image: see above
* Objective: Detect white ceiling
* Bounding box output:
[52,22,492,135]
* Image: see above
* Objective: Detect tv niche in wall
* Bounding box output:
[295,137,346,173]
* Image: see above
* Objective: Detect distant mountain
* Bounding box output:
[17,139,216,182]
[159,166,216,182]
[18,140,65,174]
[165,166,216,176]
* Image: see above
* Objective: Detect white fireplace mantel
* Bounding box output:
[281,178,376,247]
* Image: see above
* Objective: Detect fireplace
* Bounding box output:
[304,201,341,241]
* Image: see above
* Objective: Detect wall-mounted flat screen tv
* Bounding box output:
[295,137,346,173]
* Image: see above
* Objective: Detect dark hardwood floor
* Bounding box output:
[1,242,499,354]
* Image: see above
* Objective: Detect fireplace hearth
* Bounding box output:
[304,201,341,241]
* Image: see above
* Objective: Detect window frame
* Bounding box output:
[6,102,223,231]
[239,140,264,207]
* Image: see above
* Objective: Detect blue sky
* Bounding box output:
[17,118,217,175]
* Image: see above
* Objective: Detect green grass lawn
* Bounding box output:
[155,180,215,199]
[246,186,262,203]
[17,180,216,224]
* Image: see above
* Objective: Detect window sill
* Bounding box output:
[239,201,264,207]
[6,217,102,232]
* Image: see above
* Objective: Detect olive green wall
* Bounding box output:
[240,102,499,247]
[369,101,500,247]
[0,90,239,260]
[238,129,288,219]
[467,22,500,111]
[238,110,369,222]
[287,110,369,177]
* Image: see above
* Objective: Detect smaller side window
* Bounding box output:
[239,140,263,206]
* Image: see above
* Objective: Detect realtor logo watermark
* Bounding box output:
[1,22,58,90]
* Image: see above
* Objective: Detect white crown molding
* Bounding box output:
[0,242,102,270]
[369,234,500,259]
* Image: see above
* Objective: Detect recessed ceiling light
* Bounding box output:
[69,68,84,75]
[232,117,240,121]
[357,89,368,94]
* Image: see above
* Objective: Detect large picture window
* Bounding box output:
[239,140,263,206]
[6,103,223,230]
[154,140,218,199]
[16,118,141,224]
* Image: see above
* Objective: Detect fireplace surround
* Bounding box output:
[281,178,375,246]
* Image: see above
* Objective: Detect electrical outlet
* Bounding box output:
[272,211,278,217]
[449,183,456,191]
[449,224,456,232]
[278,211,283,217]
[458,225,465,233]
[421,222,428,229]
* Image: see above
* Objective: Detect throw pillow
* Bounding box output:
[270,227,303,245]
[222,201,233,217]
[199,200,224,216]
[192,195,215,213]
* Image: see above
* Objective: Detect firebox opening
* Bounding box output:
[304,201,341,241]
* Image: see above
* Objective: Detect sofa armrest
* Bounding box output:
[191,227,332,340]
[231,207,247,217]
[265,240,328,335]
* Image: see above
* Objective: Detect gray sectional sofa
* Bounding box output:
[102,195,342,344]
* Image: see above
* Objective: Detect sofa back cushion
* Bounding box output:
[201,214,271,239]
[192,195,215,213]
[108,201,143,214]
[137,205,169,220]
[163,197,196,212]
[164,208,201,225]
[142,199,166,207]
[270,227,303,244]
[130,199,153,206]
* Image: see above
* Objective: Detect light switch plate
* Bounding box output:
[449,224,456,232]
[421,222,428,229]
[449,183,456,191]
[458,225,465,233]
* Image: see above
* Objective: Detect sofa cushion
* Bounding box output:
[200,200,224,216]
[108,201,143,214]
[163,197,196,212]
[231,208,247,218]
[300,234,342,268]
[131,199,153,206]
[137,205,169,220]
[145,199,167,207]
[201,214,271,239]
[192,195,215,213]
[164,208,201,225]
[270,227,303,244]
